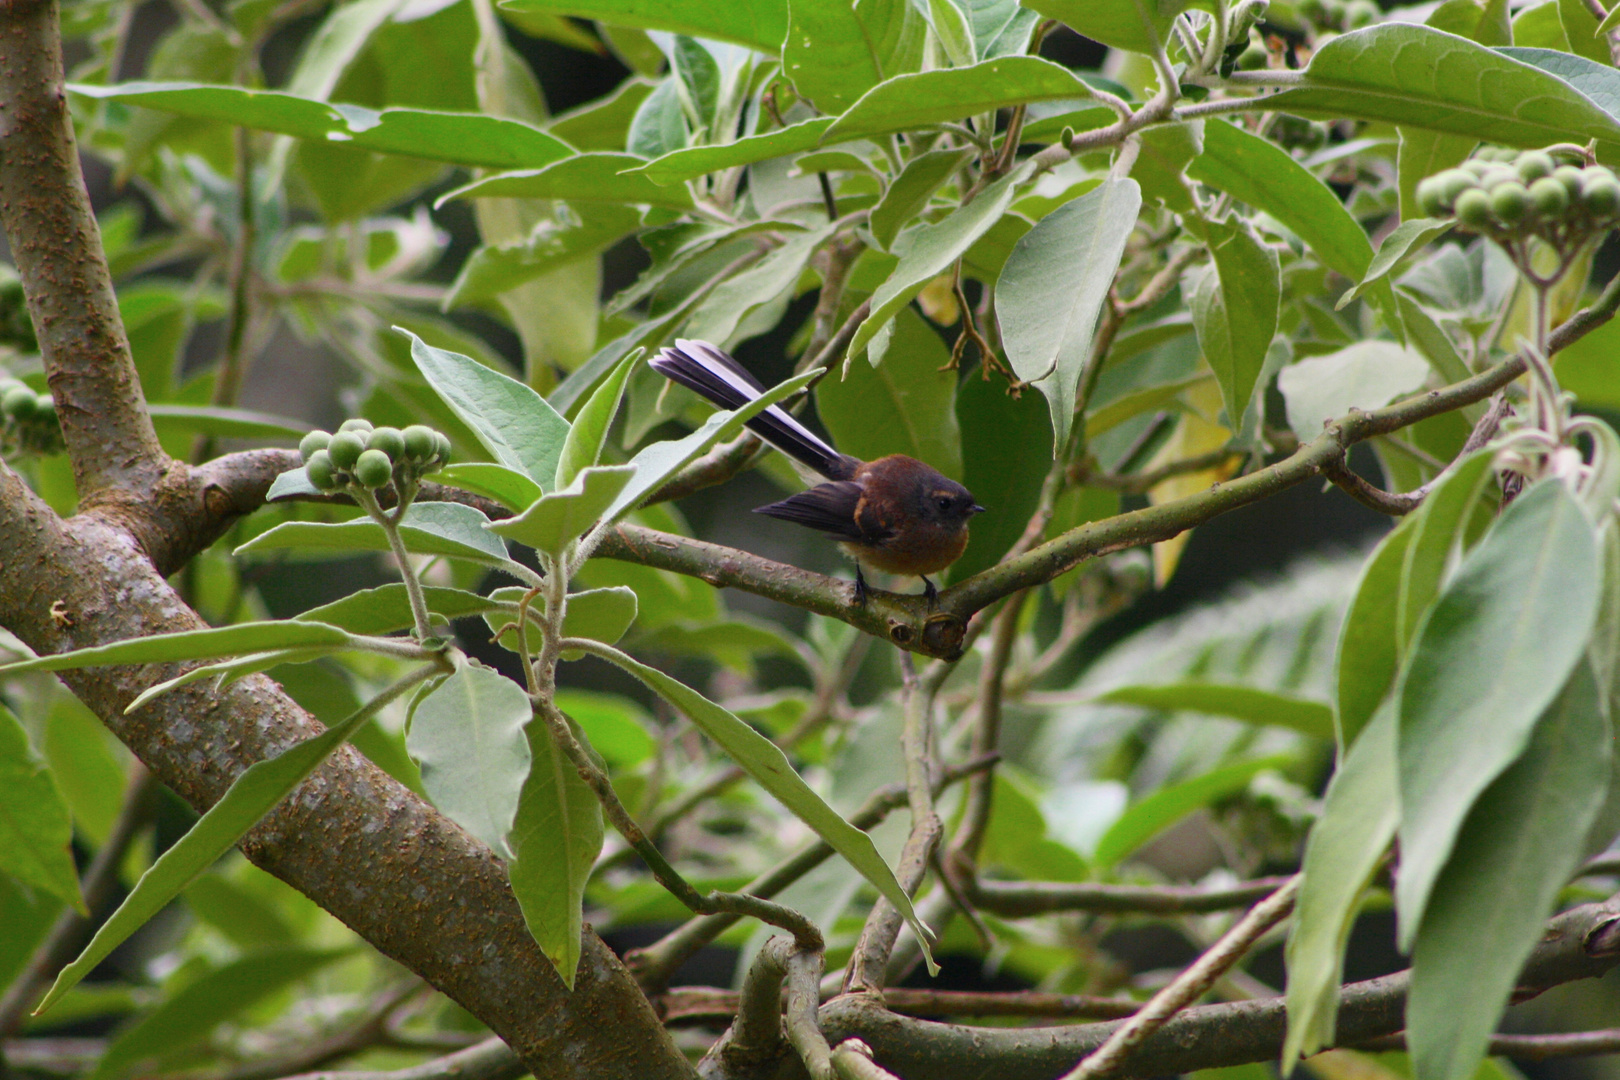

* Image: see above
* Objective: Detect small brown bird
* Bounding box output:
[651,340,985,603]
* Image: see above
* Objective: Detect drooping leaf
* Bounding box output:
[400,329,570,487]
[0,705,84,913]
[440,152,698,210]
[1093,755,1293,868]
[494,0,789,52]
[819,57,1097,143]
[950,366,1052,581]
[848,164,1028,365]
[590,641,938,972]
[34,680,414,1014]
[631,118,834,184]
[1395,449,1498,654]
[869,147,973,251]
[0,621,355,677]
[489,465,638,559]
[1191,219,1280,426]
[507,718,604,989]
[1283,702,1399,1066]
[1278,342,1432,442]
[783,0,926,114]
[1335,519,1421,751]
[1396,479,1602,947]
[1094,683,1335,741]
[237,502,512,566]
[1340,219,1456,310]
[433,462,545,512]
[1268,26,1620,151]
[1407,659,1610,1080]
[997,176,1142,453]
[407,659,534,859]
[817,307,963,480]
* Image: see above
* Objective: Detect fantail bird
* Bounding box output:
[650,340,985,604]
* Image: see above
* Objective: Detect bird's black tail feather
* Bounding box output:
[650,339,855,480]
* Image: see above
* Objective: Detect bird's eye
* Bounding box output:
[936,497,953,512]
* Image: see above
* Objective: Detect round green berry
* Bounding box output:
[432,431,453,465]
[1489,181,1529,224]
[3,385,37,420]
[1529,176,1569,216]
[1584,176,1620,216]
[354,448,394,489]
[33,395,54,423]
[1552,165,1586,200]
[1515,151,1555,184]
[337,417,374,435]
[1436,169,1476,207]
[299,429,331,462]
[327,430,365,470]
[402,424,437,462]
[305,450,337,491]
[1416,177,1446,218]
[1455,187,1493,228]
[366,426,405,461]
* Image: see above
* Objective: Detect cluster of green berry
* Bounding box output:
[1417,149,1620,244]
[0,377,62,456]
[299,419,450,493]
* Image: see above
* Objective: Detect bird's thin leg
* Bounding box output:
[853,563,869,606]
[920,577,937,605]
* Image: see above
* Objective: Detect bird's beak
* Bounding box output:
[971,504,987,514]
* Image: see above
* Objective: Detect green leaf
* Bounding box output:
[1599,0,1620,37]
[508,718,603,989]
[489,464,638,559]
[126,649,338,714]
[0,621,354,677]
[967,0,1040,58]
[297,584,502,636]
[672,35,721,130]
[1427,0,1511,44]
[236,502,512,566]
[1340,219,1456,310]
[631,117,834,184]
[598,368,823,523]
[848,164,1028,364]
[1188,119,1376,287]
[1019,0,1200,54]
[869,147,973,252]
[0,705,84,913]
[1407,659,1610,1080]
[1396,479,1602,948]
[34,683,404,1014]
[554,690,655,767]
[1499,46,1620,119]
[434,463,545,512]
[445,204,643,309]
[548,76,656,152]
[1335,519,1422,751]
[1268,25,1620,151]
[439,152,698,210]
[1191,219,1280,426]
[1395,131,1475,225]
[950,366,1052,581]
[817,307,963,480]
[684,226,831,347]
[146,405,310,440]
[589,641,938,973]
[556,352,638,491]
[93,947,350,1080]
[494,0,788,52]
[783,0,925,114]
[407,658,533,859]
[1093,755,1292,868]
[1395,290,1474,388]
[997,176,1141,453]
[1094,682,1335,741]
[922,0,975,65]
[1283,701,1399,1066]
[1395,449,1498,654]
[1278,342,1432,442]
[485,586,639,655]
[401,328,570,488]
[819,57,1097,143]
[69,83,574,170]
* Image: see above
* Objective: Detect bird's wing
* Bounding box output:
[753,481,879,541]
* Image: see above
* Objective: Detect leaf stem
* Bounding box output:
[353,486,434,643]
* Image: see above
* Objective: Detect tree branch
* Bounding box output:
[0,0,166,498]
[964,875,1296,918]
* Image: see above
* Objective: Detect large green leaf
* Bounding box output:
[1187,119,1375,286]
[783,0,925,113]
[1283,701,1399,1066]
[440,152,698,210]
[70,82,574,170]
[817,307,963,481]
[1499,47,1620,122]
[869,147,973,252]
[848,165,1028,364]
[0,705,84,913]
[407,659,533,859]
[1191,219,1279,426]
[1407,660,1610,1080]
[589,641,937,972]
[490,465,638,559]
[401,329,570,487]
[820,57,1097,143]
[494,0,788,52]
[508,718,603,989]
[34,679,415,1014]
[1277,342,1431,442]
[1268,25,1620,152]
[997,176,1141,453]
[0,621,354,676]
[631,118,834,184]
[1094,682,1335,741]
[237,502,512,566]
[1396,479,1602,947]
[1020,0,1201,54]
[1093,755,1293,868]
